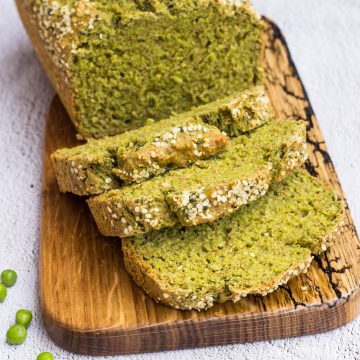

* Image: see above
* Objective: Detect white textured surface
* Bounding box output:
[1,1,360,359]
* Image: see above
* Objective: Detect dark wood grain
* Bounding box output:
[40,19,360,355]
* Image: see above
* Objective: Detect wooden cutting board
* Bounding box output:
[41,19,360,356]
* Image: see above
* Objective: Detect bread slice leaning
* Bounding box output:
[88,119,307,237]
[122,171,345,310]
[52,117,229,196]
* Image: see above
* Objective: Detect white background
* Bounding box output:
[1,1,360,359]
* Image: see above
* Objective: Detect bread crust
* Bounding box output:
[16,0,77,128]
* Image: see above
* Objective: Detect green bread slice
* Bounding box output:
[52,86,273,195]
[88,119,307,237]
[122,171,345,310]
[21,0,264,137]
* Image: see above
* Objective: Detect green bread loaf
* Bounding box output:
[122,171,345,310]
[51,87,273,195]
[18,0,264,137]
[88,119,307,237]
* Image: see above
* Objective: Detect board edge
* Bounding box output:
[42,289,360,355]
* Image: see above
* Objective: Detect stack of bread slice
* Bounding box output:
[52,86,344,310]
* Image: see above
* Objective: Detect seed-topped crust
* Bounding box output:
[122,171,345,311]
[51,118,229,196]
[112,124,227,184]
[166,172,271,226]
[88,119,307,237]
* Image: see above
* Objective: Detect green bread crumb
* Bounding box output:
[123,170,344,310]
[28,0,264,137]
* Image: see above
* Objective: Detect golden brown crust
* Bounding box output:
[16,0,78,130]
[122,241,189,308]
[115,129,229,185]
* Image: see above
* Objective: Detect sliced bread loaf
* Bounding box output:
[122,171,345,310]
[17,0,264,138]
[88,119,307,237]
[51,87,273,195]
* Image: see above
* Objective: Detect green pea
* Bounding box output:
[16,309,33,328]
[36,352,54,360]
[6,324,27,345]
[1,269,17,287]
[0,283,7,302]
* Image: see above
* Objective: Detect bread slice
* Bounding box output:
[52,116,228,196]
[122,171,345,310]
[51,87,273,195]
[17,0,264,138]
[88,119,307,237]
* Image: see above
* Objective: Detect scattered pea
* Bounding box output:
[6,324,27,345]
[36,352,54,360]
[16,309,33,328]
[1,269,17,287]
[0,284,7,302]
